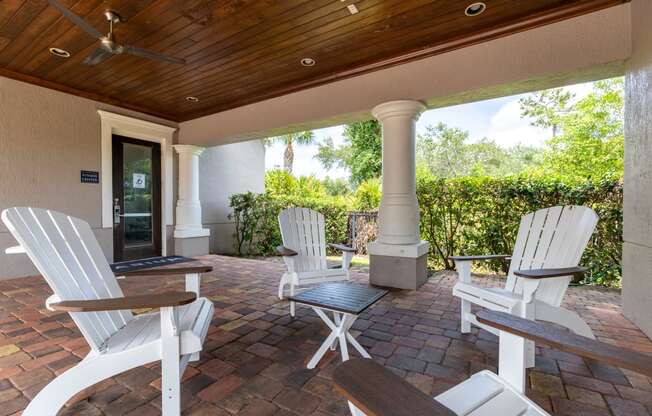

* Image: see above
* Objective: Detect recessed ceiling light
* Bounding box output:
[301,57,315,67]
[185,96,199,102]
[465,2,486,16]
[49,47,71,58]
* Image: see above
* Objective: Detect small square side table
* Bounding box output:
[289,282,388,369]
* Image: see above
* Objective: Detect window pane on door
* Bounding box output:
[122,143,153,247]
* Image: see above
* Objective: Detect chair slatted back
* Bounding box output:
[278,207,328,273]
[2,207,132,351]
[506,206,598,306]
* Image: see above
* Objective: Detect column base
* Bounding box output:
[367,241,429,290]
[174,236,210,257]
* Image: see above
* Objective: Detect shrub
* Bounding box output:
[230,174,622,287]
[353,178,381,211]
[416,173,623,287]
[229,192,349,256]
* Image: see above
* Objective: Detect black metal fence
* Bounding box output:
[347,211,378,253]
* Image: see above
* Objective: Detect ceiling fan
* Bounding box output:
[47,0,186,66]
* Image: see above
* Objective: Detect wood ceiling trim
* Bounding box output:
[27,0,173,80]
[127,0,437,104]
[90,0,345,100]
[44,1,193,84]
[150,0,487,107]
[0,67,178,121]
[50,0,316,90]
[0,0,629,122]
[180,0,629,119]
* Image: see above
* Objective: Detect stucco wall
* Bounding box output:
[180,4,631,147]
[623,0,652,338]
[0,76,178,279]
[199,140,265,254]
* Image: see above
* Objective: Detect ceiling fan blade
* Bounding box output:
[124,45,186,65]
[47,0,103,39]
[83,47,113,66]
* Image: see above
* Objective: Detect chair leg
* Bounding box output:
[24,351,152,416]
[348,401,367,416]
[278,273,288,299]
[289,283,296,317]
[22,358,108,416]
[460,299,472,333]
[161,307,181,416]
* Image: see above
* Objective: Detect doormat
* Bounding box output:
[110,255,195,274]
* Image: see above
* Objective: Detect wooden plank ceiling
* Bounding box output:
[0,0,627,122]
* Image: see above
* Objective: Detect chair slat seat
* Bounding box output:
[435,371,545,416]
[104,297,213,355]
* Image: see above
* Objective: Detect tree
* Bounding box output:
[264,131,315,173]
[322,177,351,196]
[416,122,539,178]
[520,78,624,181]
[316,120,382,186]
[519,88,574,137]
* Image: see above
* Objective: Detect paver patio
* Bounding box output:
[0,255,650,416]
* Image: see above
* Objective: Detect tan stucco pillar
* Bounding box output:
[623,0,652,338]
[367,100,430,290]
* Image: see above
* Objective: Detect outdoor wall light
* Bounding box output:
[465,2,486,16]
[301,57,316,67]
[49,47,71,58]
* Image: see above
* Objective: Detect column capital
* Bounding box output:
[372,100,426,122]
[173,144,205,156]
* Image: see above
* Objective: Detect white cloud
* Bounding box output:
[487,98,551,148]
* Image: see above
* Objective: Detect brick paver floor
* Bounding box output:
[1,255,651,415]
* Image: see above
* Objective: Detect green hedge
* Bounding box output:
[230,176,622,287]
[416,176,622,287]
[229,193,348,257]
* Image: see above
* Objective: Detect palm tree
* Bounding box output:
[264,131,315,174]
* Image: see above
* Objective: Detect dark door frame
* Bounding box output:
[112,134,162,261]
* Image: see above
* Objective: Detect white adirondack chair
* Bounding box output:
[452,205,598,368]
[335,309,652,416]
[277,207,355,316]
[1,207,214,416]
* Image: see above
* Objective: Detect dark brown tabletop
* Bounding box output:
[111,256,213,276]
[289,283,388,315]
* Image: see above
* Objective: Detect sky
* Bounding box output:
[264,82,595,180]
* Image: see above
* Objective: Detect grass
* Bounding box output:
[327,255,369,267]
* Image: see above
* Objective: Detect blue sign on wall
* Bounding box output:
[80,170,99,184]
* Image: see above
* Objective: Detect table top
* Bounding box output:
[111,256,213,276]
[289,283,388,315]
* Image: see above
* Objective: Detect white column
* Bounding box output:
[173,145,210,239]
[367,100,429,290]
[373,100,425,245]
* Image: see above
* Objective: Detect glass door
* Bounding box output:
[112,135,162,261]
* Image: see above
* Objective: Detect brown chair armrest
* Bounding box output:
[513,267,586,279]
[449,254,511,261]
[333,358,455,416]
[328,243,356,253]
[50,291,197,312]
[276,246,298,256]
[477,310,652,378]
[113,261,213,277]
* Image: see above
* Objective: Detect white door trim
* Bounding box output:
[98,110,177,256]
